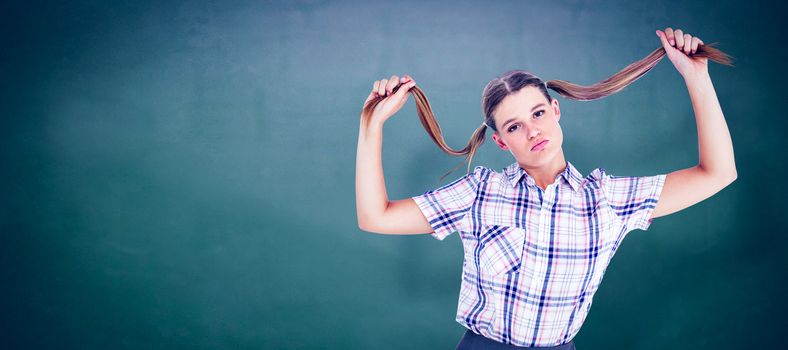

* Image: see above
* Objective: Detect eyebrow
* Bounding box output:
[500,103,547,129]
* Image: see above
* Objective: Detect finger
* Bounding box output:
[698,38,704,45]
[682,34,692,54]
[691,37,701,54]
[656,30,672,51]
[386,75,399,95]
[378,79,388,96]
[392,80,416,100]
[665,27,675,46]
[373,80,380,96]
[674,29,684,50]
[403,75,415,86]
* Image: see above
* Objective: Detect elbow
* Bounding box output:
[357,217,370,232]
[727,170,737,186]
[720,167,738,187]
[359,217,387,234]
[357,216,376,233]
[726,161,738,185]
[356,208,372,232]
[699,163,737,187]
[728,155,738,183]
[357,202,389,233]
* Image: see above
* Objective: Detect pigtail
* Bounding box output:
[361,84,488,181]
[546,43,734,101]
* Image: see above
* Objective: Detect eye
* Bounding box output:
[507,111,546,133]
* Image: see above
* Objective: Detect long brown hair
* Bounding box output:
[361,43,734,181]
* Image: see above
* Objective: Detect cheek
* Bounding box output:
[553,122,563,137]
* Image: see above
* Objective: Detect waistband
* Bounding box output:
[456,329,576,350]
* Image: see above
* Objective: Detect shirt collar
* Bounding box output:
[504,160,584,192]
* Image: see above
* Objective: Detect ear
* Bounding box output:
[552,99,561,122]
[491,132,509,150]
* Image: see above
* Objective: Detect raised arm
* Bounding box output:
[651,28,738,219]
[355,74,434,235]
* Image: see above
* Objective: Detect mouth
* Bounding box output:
[531,139,549,151]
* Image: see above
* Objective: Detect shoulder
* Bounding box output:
[466,164,534,194]
[585,166,666,200]
[573,166,618,198]
[583,166,635,189]
[469,165,493,180]
[584,167,608,189]
[469,165,510,186]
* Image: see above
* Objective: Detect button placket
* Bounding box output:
[538,184,556,242]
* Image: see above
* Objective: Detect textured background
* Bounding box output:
[2,0,785,349]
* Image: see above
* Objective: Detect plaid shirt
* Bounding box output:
[412,160,665,347]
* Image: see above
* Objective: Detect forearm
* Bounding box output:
[355,117,390,228]
[684,72,737,181]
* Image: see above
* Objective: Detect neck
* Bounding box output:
[520,152,567,191]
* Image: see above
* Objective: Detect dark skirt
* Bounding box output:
[455,329,576,350]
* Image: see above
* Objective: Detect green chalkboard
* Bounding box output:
[1,0,785,349]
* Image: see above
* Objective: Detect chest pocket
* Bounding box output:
[475,224,526,277]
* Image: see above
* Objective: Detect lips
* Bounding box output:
[531,139,549,151]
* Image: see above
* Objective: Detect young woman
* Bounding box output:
[356,28,737,349]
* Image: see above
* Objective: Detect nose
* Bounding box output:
[527,124,540,139]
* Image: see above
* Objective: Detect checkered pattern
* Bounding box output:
[412,161,665,347]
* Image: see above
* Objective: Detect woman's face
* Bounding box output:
[491,86,563,168]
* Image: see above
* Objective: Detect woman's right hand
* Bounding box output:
[363,74,417,125]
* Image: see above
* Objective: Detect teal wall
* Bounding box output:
[2,1,785,349]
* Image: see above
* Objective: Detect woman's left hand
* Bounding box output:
[656,27,709,79]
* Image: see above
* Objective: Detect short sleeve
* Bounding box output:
[600,172,666,233]
[411,166,483,241]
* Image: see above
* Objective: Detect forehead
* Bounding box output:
[494,86,547,123]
